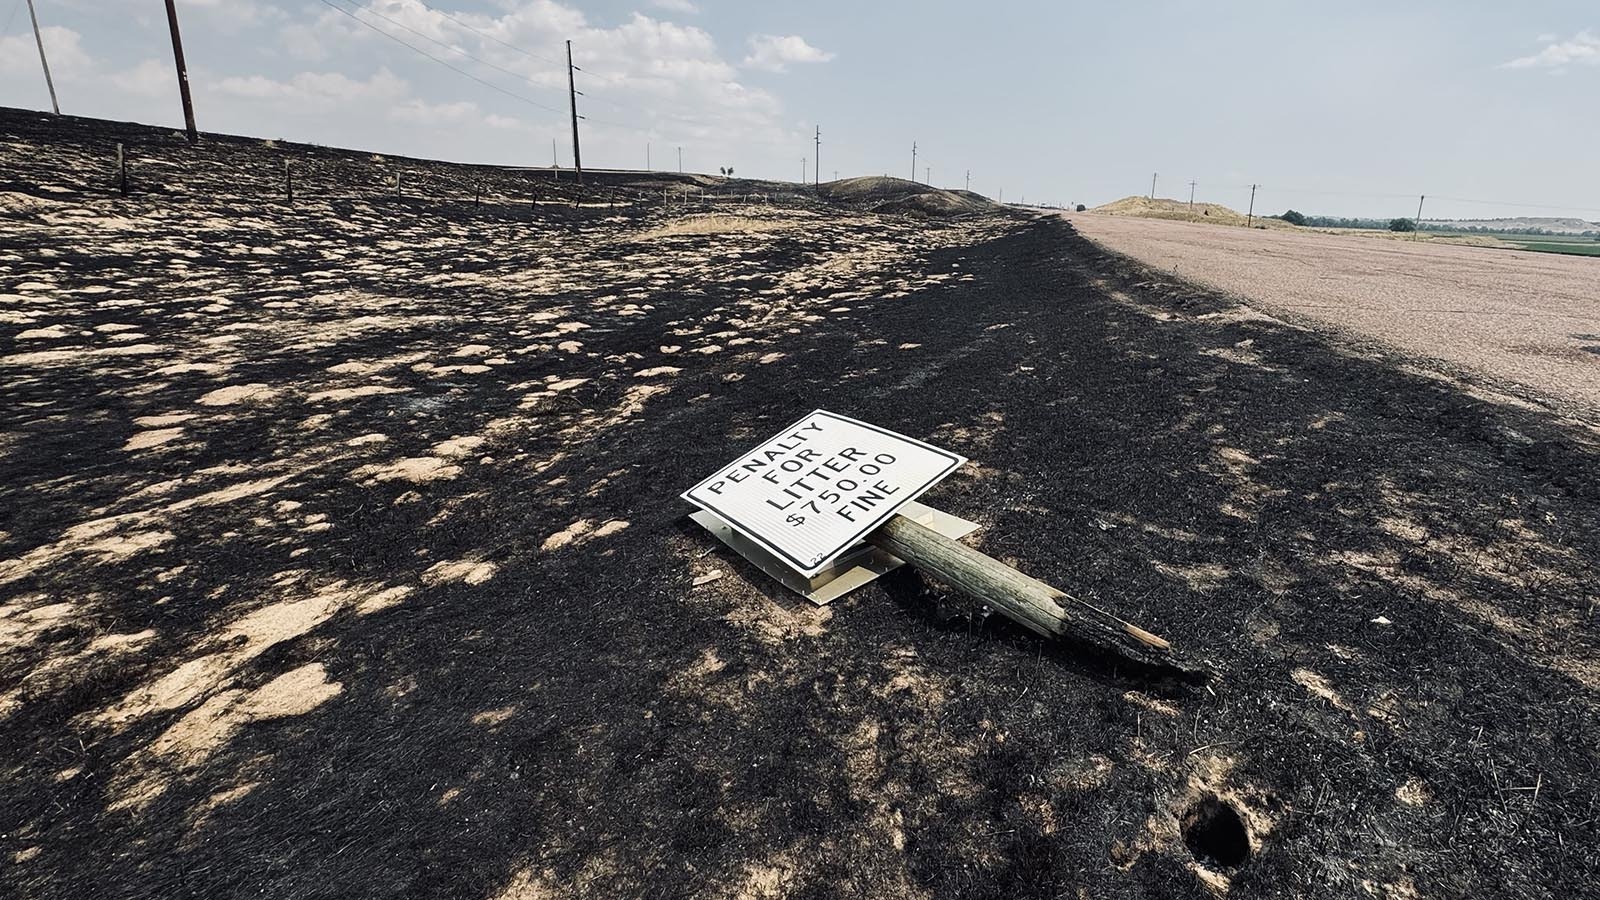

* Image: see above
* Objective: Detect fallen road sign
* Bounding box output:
[682,411,1206,679]
[682,409,966,578]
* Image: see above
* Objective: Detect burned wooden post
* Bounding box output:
[284,159,292,205]
[867,515,1183,671]
[683,410,1201,676]
[116,143,127,196]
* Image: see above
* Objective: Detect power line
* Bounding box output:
[398,0,708,131]
[1429,195,1600,217]
[412,0,562,66]
[1209,180,1600,217]
[326,1,716,142]
[1218,183,1417,201]
[313,0,564,115]
[2,0,24,42]
[322,0,564,112]
[320,0,743,148]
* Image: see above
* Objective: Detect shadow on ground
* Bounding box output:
[1,109,1597,899]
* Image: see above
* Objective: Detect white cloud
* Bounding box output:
[742,34,834,72]
[0,26,93,77]
[281,23,332,62]
[1501,30,1600,69]
[7,0,819,177]
[215,68,409,113]
[112,59,174,98]
[390,98,479,124]
[291,2,796,149]
[177,0,283,32]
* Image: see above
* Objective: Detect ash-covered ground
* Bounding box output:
[2,108,1598,899]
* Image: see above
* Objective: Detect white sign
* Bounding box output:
[683,410,966,577]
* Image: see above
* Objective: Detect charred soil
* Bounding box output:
[2,108,1598,899]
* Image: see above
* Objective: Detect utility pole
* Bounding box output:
[911,141,916,182]
[1414,194,1425,241]
[1188,180,1196,212]
[1150,171,1157,200]
[925,166,930,185]
[1246,184,1258,228]
[802,157,806,184]
[814,125,820,186]
[163,0,197,142]
[965,170,970,192]
[565,39,583,185]
[25,0,59,115]
[677,146,682,173]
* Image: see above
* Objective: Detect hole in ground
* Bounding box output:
[1181,794,1251,868]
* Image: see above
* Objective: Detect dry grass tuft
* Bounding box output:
[637,215,792,239]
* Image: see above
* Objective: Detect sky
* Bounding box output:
[3,0,1598,221]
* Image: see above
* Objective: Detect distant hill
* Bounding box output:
[1088,196,1296,229]
[1422,216,1599,236]
[817,176,995,216]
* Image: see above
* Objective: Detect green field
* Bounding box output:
[1427,230,1600,257]
[1499,237,1600,257]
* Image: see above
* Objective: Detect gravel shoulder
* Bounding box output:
[1068,212,1600,423]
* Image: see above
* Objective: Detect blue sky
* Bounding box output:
[3,0,1597,220]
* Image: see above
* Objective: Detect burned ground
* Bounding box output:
[2,109,1598,899]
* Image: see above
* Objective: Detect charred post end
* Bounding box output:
[867,514,1209,680]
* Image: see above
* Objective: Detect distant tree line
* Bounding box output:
[1276,210,1598,238]
[1416,223,1598,237]
[1281,212,1404,230]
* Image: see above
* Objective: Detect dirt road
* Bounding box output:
[1069,213,1600,422]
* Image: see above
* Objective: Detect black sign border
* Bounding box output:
[683,409,966,575]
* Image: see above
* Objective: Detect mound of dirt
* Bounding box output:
[818,176,993,217]
[1090,195,1297,229]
